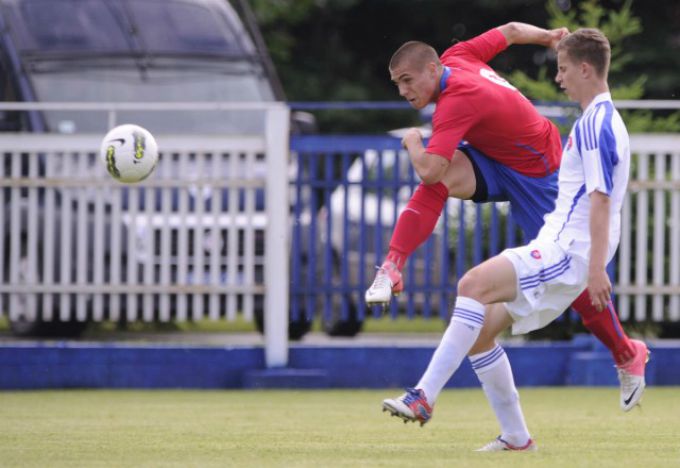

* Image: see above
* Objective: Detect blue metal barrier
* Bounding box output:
[285,103,635,333]
[289,135,527,330]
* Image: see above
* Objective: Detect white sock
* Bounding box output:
[470,344,531,447]
[416,296,485,405]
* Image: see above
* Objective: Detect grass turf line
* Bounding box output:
[1,388,679,467]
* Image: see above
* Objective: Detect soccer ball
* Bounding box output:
[100,124,159,183]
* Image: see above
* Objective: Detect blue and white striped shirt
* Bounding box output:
[537,92,630,262]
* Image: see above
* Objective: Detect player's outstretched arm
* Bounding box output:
[497,22,568,49]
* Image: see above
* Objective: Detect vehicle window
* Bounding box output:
[4,0,276,134]
[12,0,129,52]
[127,0,249,55]
[30,65,273,134]
[9,0,251,57]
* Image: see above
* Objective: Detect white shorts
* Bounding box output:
[500,240,588,335]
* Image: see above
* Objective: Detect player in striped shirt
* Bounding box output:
[382,28,648,451]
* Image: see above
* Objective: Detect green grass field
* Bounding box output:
[1,388,679,467]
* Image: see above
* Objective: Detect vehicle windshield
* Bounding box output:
[28,59,274,134]
[3,0,275,134]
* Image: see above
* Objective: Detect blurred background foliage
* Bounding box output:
[510,0,680,132]
[249,0,680,133]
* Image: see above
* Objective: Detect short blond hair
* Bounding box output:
[557,28,611,78]
[389,41,440,70]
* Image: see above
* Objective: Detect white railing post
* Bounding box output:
[634,152,649,321]
[264,104,291,368]
[670,152,680,319]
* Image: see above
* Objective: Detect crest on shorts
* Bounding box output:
[530,249,542,260]
[567,135,573,150]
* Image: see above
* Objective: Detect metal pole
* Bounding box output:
[264,104,290,368]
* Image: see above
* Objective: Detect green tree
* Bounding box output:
[509,0,680,132]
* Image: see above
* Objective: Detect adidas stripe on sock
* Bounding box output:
[416,296,485,404]
[470,344,531,447]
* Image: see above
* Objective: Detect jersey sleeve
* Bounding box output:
[425,94,478,160]
[440,28,508,64]
[581,104,619,196]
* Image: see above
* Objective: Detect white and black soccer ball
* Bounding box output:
[100,124,159,183]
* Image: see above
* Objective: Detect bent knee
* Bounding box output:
[458,267,488,299]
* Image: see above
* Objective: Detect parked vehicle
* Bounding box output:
[290,135,517,337]
[0,0,315,338]
[0,0,282,134]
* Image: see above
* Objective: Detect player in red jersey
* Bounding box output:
[365,22,647,409]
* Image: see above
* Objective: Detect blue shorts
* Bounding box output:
[459,143,558,241]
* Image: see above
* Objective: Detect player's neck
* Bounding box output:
[579,81,610,110]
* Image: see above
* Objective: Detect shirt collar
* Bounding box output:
[439,66,451,93]
[584,91,612,112]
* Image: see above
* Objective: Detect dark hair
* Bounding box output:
[389,41,440,70]
[557,28,611,77]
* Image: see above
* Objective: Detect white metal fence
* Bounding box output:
[0,103,290,366]
[618,134,680,321]
[0,102,679,357]
[2,134,680,328]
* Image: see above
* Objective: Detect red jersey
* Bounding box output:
[426,28,562,177]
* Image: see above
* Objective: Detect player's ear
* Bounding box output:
[580,61,592,79]
[428,62,439,79]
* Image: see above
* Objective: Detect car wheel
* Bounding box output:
[253,295,312,341]
[319,249,363,337]
[320,294,362,337]
[4,234,89,339]
[9,316,89,338]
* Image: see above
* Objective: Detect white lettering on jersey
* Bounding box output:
[479,68,517,91]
